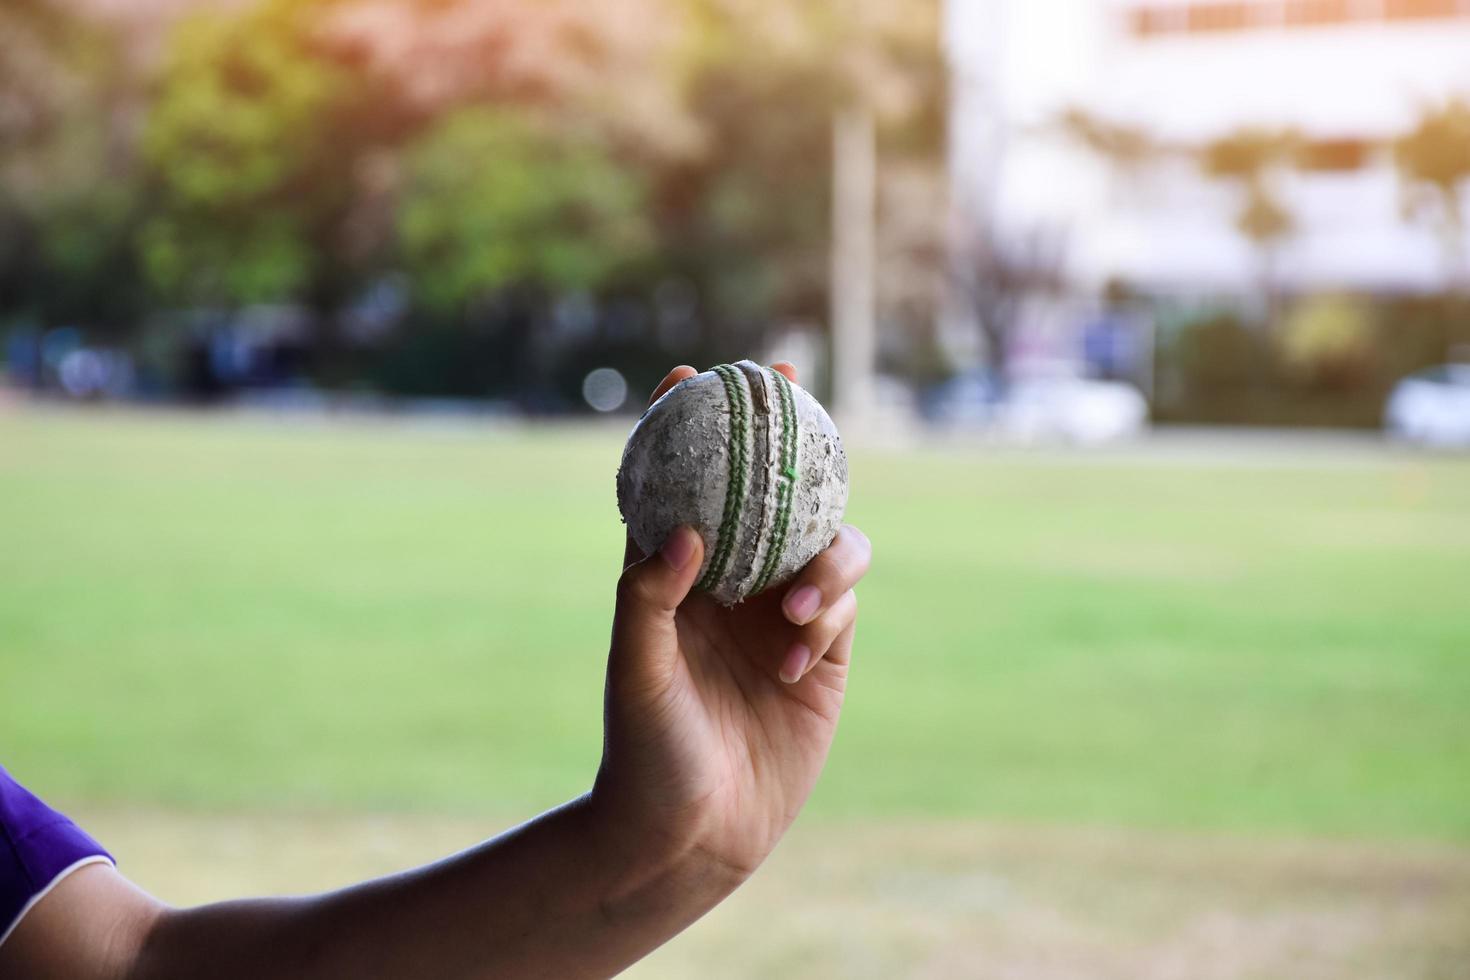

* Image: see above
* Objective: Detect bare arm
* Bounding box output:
[4,793,744,980]
[0,364,871,980]
[147,793,744,979]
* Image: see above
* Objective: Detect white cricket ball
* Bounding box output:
[616,361,849,605]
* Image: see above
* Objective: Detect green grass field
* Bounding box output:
[4,409,1468,841]
[7,409,1470,977]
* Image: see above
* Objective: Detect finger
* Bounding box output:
[648,365,698,407]
[779,589,857,683]
[771,361,797,383]
[612,527,704,688]
[781,524,872,626]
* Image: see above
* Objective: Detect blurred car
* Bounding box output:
[1385,364,1470,447]
[996,376,1149,444]
[920,370,1002,427]
[924,371,1148,443]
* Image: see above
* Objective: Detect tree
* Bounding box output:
[2,0,945,400]
[1200,127,1299,315]
[650,0,944,361]
[138,1,355,308]
[1278,293,1376,390]
[343,0,943,367]
[0,0,98,153]
[320,0,695,156]
[0,1,148,334]
[397,108,652,311]
[1396,99,1470,289]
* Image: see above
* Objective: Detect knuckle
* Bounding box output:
[843,524,873,564]
[803,550,840,587]
[833,592,859,630]
[616,567,649,606]
[809,593,858,644]
[799,552,834,590]
[813,532,866,586]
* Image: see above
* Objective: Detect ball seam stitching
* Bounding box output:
[751,367,798,595]
[697,364,749,593]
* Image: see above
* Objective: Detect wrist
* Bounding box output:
[583,783,752,917]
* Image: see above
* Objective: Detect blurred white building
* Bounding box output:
[946,0,1470,296]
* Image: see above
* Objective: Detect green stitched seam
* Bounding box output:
[751,368,798,594]
[697,364,749,592]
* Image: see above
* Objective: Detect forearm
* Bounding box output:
[132,795,744,980]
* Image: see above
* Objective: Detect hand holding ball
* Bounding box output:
[617,361,849,605]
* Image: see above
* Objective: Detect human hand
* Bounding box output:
[592,364,871,888]
[0,372,867,980]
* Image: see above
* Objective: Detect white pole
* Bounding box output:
[830,107,877,430]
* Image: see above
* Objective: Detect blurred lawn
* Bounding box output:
[2,410,1468,840]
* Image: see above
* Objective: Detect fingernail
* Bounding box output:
[660,528,696,571]
[783,586,822,625]
[779,644,812,684]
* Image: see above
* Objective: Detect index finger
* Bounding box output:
[650,362,793,406]
[647,365,698,407]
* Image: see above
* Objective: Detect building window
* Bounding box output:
[1131,6,1189,35]
[1285,0,1352,25]
[1189,2,1252,31]
[1385,0,1464,19]
[1125,0,1470,35]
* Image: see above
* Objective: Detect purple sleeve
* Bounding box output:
[0,764,113,945]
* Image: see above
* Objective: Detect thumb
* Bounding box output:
[610,527,703,686]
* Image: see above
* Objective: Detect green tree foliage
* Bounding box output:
[139,0,679,325]
[0,0,944,396]
[398,109,651,312]
[1174,312,1267,394]
[28,148,147,332]
[139,1,349,306]
[1278,293,1377,389]
[0,0,146,330]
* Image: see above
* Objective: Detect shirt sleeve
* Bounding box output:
[0,764,113,949]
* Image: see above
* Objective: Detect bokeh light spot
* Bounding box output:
[582,367,628,413]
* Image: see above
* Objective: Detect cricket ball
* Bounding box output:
[616,360,849,605]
